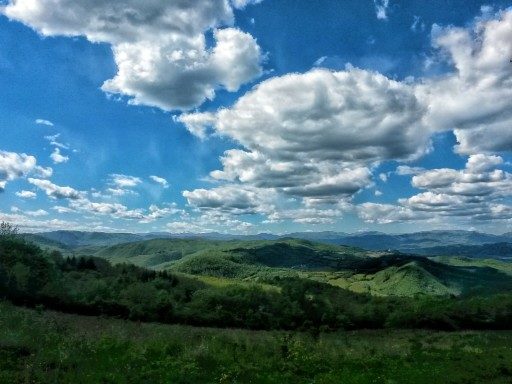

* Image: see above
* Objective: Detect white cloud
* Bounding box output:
[266,207,343,225]
[178,9,512,229]
[15,190,36,199]
[109,174,142,189]
[52,206,75,214]
[359,154,512,224]
[0,210,120,232]
[179,67,430,226]
[149,175,169,188]
[374,0,390,20]
[176,111,216,139]
[183,185,275,215]
[395,165,425,176]
[166,221,210,234]
[25,209,49,217]
[45,133,69,150]
[50,148,69,164]
[166,210,253,234]
[35,118,54,126]
[33,166,53,178]
[465,153,503,173]
[0,150,38,190]
[139,204,181,223]
[417,9,512,154]
[2,0,264,111]
[230,0,263,9]
[27,178,84,200]
[411,155,510,197]
[69,198,180,223]
[358,202,422,224]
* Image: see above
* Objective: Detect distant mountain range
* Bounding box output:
[24,229,512,251]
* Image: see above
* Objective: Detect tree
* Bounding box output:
[0,222,19,238]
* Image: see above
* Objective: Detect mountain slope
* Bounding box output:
[414,242,512,259]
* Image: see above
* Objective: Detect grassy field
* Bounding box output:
[1,302,512,384]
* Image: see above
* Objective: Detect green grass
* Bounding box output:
[1,301,512,383]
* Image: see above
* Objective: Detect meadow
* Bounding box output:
[1,301,512,384]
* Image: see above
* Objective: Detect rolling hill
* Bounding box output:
[28,229,512,255]
[85,237,512,297]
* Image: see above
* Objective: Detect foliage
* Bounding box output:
[1,302,512,383]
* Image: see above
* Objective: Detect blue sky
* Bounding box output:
[1,0,512,234]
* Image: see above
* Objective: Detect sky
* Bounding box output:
[1,0,512,234]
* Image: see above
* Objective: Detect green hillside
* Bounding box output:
[21,234,70,253]
[93,238,369,269]
[93,238,220,266]
[85,238,512,298]
[433,256,512,276]
[165,241,512,297]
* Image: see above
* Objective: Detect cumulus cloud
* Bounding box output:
[52,206,75,214]
[178,9,512,229]
[266,207,343,225]
[0,150,51,190]
[50,148,69,164]
[181,68,429,204]
[166,221,211,234]
[25,209,49,217]
[358,202,422,224]
[109,174,142,189]
[178,67,430,225]
[0,151,36,190]
[166,210,253,234]
[2,0,264,111]
[68,197,180,223]
[35,119,53,126]
[359,154,512,224]
[417,9,512,154]
[183,185,275,215]
[176,111,216,139]
[15,190,36,199]
[28,178,84,200]
[411,154,510,197]
[149,175,169,188]
[33,166,53,178]
[139,204,180,223]
[395,165,425,176]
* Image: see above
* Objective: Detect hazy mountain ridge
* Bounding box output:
[29,229,512,253]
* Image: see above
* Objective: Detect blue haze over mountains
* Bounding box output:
[26,230,512,259]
